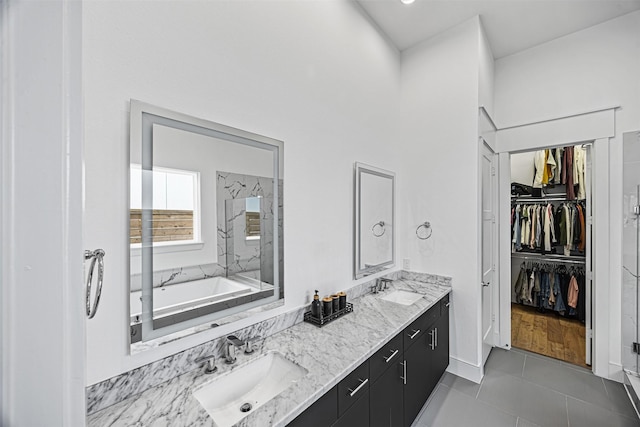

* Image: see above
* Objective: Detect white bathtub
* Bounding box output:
[130,276,253,322]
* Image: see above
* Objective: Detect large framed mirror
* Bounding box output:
[129,100,284,349]
[354,162,395,279]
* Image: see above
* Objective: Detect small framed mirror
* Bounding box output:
[354,162,395,279]
[129,100,283,349]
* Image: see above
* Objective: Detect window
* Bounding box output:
[130,165,200,245]
[245,197,261,240]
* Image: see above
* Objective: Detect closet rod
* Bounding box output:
[511,253,586,265]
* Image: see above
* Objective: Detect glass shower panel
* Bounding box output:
[623,131,640,376]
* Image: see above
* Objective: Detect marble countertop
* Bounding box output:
[88,277,451,427]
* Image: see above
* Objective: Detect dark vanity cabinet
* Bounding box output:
[288,295,449,427]
[288,361,370,427]
[403,294,449,426]
[369,335,404,427]
[288,386,338,427]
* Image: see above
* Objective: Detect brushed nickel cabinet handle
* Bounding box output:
[384,349,399,363]
[408,329,421,339]
[348,378,369,397]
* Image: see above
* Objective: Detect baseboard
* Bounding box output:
[609,362,624,382]
[446,356,483,384]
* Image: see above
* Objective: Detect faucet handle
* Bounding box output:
[195,355,217,374]
[244,337,260,354]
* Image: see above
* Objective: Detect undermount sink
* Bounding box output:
[379,290,424,306]
[193,351,308,427]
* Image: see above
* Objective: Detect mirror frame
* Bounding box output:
[129,100,284,349]
[353,162,395,279]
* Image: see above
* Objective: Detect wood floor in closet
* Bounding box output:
[511,303,588,368]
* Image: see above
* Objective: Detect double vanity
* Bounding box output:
[88,273,451,427]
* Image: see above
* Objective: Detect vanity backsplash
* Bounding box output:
[87,270,451,415]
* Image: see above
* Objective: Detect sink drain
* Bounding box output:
[240,402,252,413]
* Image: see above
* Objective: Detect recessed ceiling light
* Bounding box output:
[400,0,415,4]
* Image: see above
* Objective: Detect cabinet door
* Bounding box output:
[403,303,440,351]
[338,361,370,417]
[370,359,404,427]
[403,341,431,427]
[433,301,450,378]
[370,333,402,383]
[333,389,369,427]
[287,386,337,427]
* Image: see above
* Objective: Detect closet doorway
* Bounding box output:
[509,143,592,368]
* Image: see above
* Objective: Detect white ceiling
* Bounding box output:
[356,0,640,58]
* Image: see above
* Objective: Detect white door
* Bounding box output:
[481,141,496,366]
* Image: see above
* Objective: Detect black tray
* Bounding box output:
[304,302,353,328]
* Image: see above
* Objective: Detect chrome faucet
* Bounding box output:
[225,335,245,364]
[372,278,393,294]
[380,278,392,291]
[195,355,217,374]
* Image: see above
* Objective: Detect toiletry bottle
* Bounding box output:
[311,290,321,319]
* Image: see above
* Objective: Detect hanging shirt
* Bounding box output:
[535,205,543,248]
[563,205,572,256]
[553,148,563,184]
[564,147,575,200]
[533,150,547,188]
[513,205,522,251]
[522,207,530,247]
[574,145,586,200]
[577,203,586,252]
[545,149,557,184]
[548,204,557,244]
[568,275,579,308]
[544,204,555,251]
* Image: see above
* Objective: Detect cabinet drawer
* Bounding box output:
[370,333,403,383]
[441,293,450,310]
[338,360,370,417]
[403,303,440,351]
[287,386,337,427]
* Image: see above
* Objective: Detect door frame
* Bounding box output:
[493,108,616,378]
[1,0,86,424]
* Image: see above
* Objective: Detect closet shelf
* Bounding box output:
[511,252,585,264]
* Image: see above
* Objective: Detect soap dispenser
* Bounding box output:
[311,290,321,319]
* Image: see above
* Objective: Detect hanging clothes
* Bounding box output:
[512,261,583,319]
[564,146,575,200]
[512,205,522,251]
[574,146,587,200]
[553,148,563,185]
[567,275,579,309]
[545,149,557,185]
[577,203,586,252]
[563,204,572,256]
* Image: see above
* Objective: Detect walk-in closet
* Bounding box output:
[510,144,592,368]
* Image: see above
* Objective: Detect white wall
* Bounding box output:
[494,10,640,379]
[83,0,402,385]
[400,17,484,381]
[478,20,495,118]
[511,152,535,186]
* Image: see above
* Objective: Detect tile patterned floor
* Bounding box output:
[413,347,640,427]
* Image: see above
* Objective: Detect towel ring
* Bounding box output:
[372,221,386,237]
[85,249,105,319]
[416,222,432,240]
